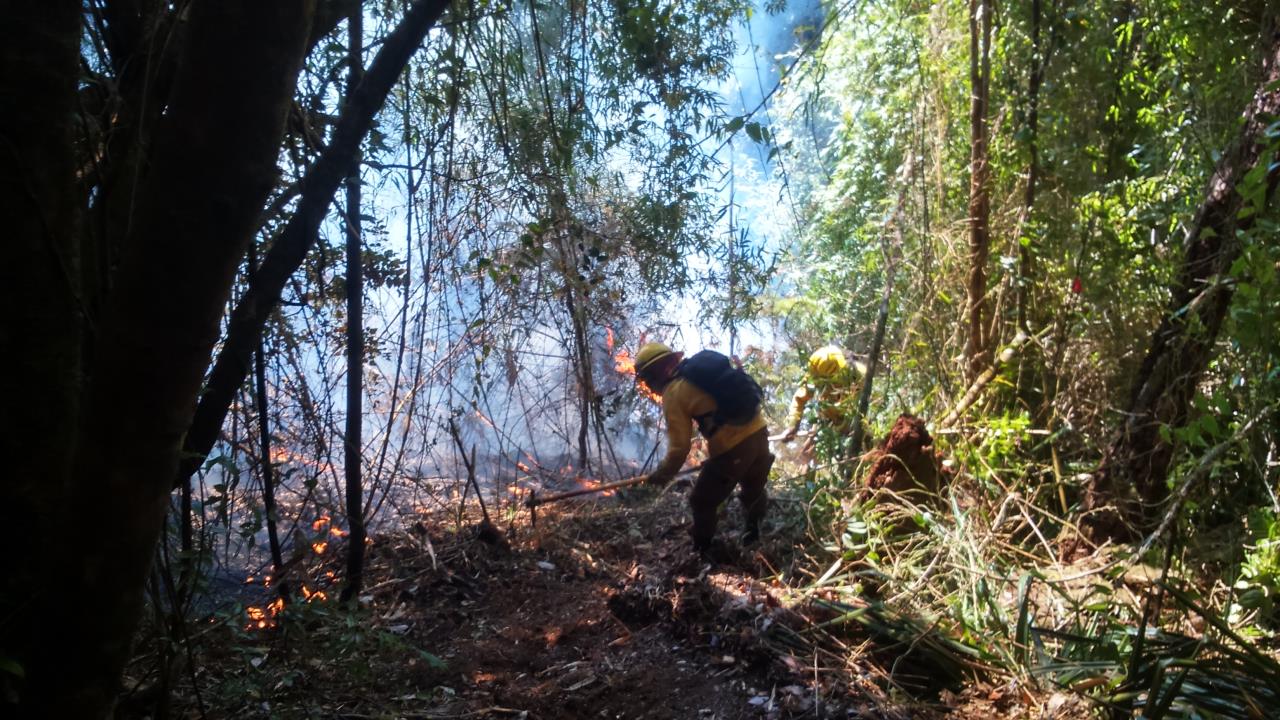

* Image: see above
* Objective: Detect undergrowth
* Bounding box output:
[787,413,1280,719]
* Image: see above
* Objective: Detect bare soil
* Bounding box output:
[147,481,1064,719]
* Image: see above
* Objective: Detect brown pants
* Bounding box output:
[689,427,774,548]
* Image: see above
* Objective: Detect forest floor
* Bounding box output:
[159,481,1082,719]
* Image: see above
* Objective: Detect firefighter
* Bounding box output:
[634,342,774,551]
[781,344,868,443]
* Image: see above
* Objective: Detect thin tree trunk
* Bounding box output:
[1082,24,1280,543]
[175,0,453,491]
[1016,0,1043,333]
[251,244,289,601]
[964,0,993,384]
[848,157,913,460]
[341,5,368,604]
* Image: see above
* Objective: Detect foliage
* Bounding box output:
[760,0,1280,713]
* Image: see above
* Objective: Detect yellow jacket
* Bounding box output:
[651,377,766,482]
[785,362,866,434]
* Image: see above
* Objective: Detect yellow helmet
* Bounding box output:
[635,342,674,375]
[808,345,848,379]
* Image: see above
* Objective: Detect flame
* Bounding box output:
[243,583,335,630]
[312,516,330,531]
[312,541,328,555]
[474,410,496,430]
[575,477,617,497]
[329,526,347,538]
[613,347,636,375]
[605,327,616,352]
[516,461,532,473]
[612,343,662,403]
[269,447,335,473]
[245,596,287,630]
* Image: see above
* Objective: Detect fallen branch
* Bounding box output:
[940,328,1045,428]
[1136,405,1274,557]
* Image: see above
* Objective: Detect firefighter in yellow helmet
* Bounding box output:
[780,344,868,442]
[634,342,773,552]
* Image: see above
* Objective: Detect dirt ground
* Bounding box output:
[156,481,1067,719]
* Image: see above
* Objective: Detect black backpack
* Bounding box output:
[674,350,764,437]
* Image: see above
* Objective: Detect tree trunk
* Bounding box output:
[1016,0,1043,333]
[1082,24,1280,543]
[252,243,289,600]
[2,3,316,717]
[847,158,913,460]
[175,0,453,490]
[0,4,84,710]
[341,5,368,604]
[964,0,994,384]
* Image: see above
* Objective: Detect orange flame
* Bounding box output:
[312,516,330,531]
[516,461,532,473]
[270,447,335,473]
[575,477,617,497]
[245,596,287,630]
[614,347,662,403]
[312,541,328,555]
[243,582,336,630]
[474,410,497,430]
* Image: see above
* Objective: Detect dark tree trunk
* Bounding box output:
[1082,25,1280,543]
[175,0,454,490]
[0,5,84,710]
[341,5,368,604]
[252,243,289,600]
[2,3,316,717]
[964,0,994,383]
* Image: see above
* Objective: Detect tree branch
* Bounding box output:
[176,0,454,488]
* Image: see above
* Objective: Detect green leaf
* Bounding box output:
[417,649,447,669]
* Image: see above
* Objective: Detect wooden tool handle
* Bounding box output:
[523,462,706,509]
[525,475,647,507]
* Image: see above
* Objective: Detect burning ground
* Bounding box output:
[129,478,1071,719]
